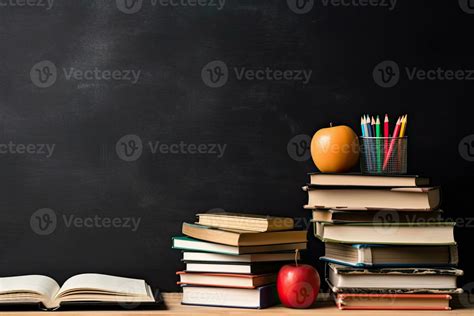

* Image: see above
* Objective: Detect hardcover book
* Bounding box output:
[177,271,276,288]
[311,209,443,223]
[309,173,430,187]
[333,293,452,310]
[327,264,464,290]
[182,223,307,246]
[313,221,456,245]
[184,261,283,274]
[327,279,463,295]
[320,243,458,267]
[172,236,306,255]
[196,212,294,232]
[182,251,299,263]
[304,186,440,210]
[181,284,278,309]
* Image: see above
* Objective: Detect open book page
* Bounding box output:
[55,274,153,304]
[0,275,60,307]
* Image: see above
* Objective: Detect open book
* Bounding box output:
[0,274,156,310]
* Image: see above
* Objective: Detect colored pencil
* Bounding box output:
[361,116,366,137]
[384,114,389,161]
[367,115,375,137]
[361,116,371,171]
[366,114,377,172]
[375,116,381,172]
[371,116,376,137]
[376,116,381,137]
[400,115,408,137]
[362,116,372,170]
[383,117,401,171]
[365,115,372,137]
[370,116,377,172]
[362,116,369,137]
[398,115,407,173]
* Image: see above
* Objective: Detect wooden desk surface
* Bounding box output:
[2,293,473,315]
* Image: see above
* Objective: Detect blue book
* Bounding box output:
[320,243,458,268]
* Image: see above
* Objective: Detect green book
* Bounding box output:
[172,236,306,255]
[313,221,456,245]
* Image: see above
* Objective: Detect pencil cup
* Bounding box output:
[360,137,407,174]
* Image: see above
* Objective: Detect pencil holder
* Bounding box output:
[360,137,407,174]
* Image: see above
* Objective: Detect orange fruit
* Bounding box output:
[311,125,360,173]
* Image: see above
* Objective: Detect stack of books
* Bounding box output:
[304,173,464,311]
[172,212,307,309]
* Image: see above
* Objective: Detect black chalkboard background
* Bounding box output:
[0,1,473,293]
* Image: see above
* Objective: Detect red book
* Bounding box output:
[334,293,452,310]
[176,271,276,289]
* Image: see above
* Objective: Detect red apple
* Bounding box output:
[277,263,320,308]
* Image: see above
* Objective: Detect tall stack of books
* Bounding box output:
[304,173,463,311]
[172,212,307,309]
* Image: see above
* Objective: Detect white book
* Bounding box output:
[0,274,154,309]
[328,264,463,290]
[314,221,456,245]
[172,237,306,255]
[181,285,277,308]
[182,251,299,263]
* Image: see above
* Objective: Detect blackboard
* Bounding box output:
[0,1,473,293]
